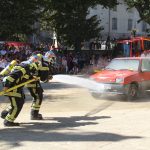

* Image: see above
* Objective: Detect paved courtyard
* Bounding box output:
[0,80,150,150]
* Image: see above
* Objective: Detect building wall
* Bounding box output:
[89,0,150,40]
[35,0,150,48]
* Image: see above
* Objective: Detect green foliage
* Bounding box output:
[0,0,118,45]
[125,0,150,24]
[41,0,118,50]
[0,0,43,41]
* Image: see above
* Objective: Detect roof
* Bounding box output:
[117,36,150,43]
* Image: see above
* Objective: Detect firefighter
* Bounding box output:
[0,55,40,119]
[44,50,56,75]
[1,60,38,126]
[26,53,51,120]
[0,57,21,120]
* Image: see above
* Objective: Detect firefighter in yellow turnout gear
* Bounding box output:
[0,52,53,124]
[0,56,38,121]
[26,53,50,120]
[0,59,20,121]
[1,60,39,126]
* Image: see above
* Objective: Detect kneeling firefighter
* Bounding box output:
[26,53,51,120]
[1,59,39,126]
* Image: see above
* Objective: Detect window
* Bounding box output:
[106,59,139,71]
[141,59,150,72]
[112,18,117,30]
[132,41,141,56]
[128,19,133,31]
[144,40,150,50]
[142,22,147,32]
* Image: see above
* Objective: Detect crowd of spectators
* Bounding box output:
[52,52,110,75]
[0,43,110,74]
[0,44,33,71]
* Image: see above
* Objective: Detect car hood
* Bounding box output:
[90,70,138,83]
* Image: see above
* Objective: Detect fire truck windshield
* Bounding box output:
[113,42,130,57]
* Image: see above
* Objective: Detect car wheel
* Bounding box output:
[91,92,101,99]
[126,83,138,100]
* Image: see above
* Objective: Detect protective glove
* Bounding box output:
[3,87,8,91]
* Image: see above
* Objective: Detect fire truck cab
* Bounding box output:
[112,37,150,58]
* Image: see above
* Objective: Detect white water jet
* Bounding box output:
[53,75,105,92]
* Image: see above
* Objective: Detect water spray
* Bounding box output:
[53,75,114,116]
[53,74,105,92]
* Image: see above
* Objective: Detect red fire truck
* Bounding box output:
[112,36,150,57]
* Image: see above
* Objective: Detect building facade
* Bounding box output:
[34,0,150,50]
[89,0,150,40]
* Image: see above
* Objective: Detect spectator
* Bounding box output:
[0,56,8,71]
[0,48,7,56]
[62,56,68,73]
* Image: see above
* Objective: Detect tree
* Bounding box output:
[0,0,43,41]
[41,0,118,51]
[124,0,150,24]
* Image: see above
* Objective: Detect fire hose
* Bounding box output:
[0,77,40,96]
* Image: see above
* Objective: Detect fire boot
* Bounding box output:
[1,110,9,119]
[4,120,20,127]
[30,110,43,120]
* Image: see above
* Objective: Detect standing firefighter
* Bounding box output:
[26,53,53,120]
[1,58,39,126]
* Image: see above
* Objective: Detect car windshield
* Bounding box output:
[105,59,140,71]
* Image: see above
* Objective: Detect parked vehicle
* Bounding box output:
[90,57,150,100]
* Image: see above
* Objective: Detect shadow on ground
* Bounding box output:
[92,92,150,103]
[0,115,142,149]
